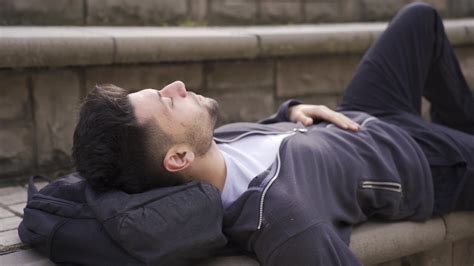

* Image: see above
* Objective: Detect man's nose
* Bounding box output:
[160,81,188,97]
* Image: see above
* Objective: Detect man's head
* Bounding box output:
[72,81,219,193]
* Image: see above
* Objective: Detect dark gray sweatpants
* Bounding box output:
[339,2,474,215]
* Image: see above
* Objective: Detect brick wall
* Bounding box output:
[0,0,473,26]
[1,46,474,180]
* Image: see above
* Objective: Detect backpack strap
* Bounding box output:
[27,175,51,202]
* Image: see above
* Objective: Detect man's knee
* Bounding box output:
[398,2,438,20]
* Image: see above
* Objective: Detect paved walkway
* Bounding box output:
[0,182,51,265]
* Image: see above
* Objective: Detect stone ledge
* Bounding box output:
[1,19,474,68]
[354,212,474,264]
[200,212,474,265]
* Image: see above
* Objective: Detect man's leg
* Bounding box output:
[339,2,474,134]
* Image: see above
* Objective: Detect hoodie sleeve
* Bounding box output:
[263,223,362,266]
[258,99,302,124]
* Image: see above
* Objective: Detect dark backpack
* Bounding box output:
[18,173,227,265]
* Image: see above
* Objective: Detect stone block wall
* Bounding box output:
[1,45,474,181]
[0,0,473,26]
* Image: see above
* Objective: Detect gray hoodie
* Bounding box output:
[214,100,433,265]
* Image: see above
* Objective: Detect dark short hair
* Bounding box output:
[72,84,183,193]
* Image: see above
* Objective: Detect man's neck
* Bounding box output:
[185,141,226,192]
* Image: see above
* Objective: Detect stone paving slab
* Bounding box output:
[0,249,52,266]
[0,230,23,254]
[0,217,22,233]
[0,207,14,219]
[0,186,25,197]
[0,191,27,206]
[7,203,25,216]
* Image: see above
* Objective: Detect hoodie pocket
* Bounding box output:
[357,180,403,219]
[361,181,402,193]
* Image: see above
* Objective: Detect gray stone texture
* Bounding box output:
[209,0,258,25]
[208,90,275,124]
[0,208,14,219]
[7,203,25,216]
[206,60,274,91]
[249,24,380,57]
[189,0,209,22]
[86,0,188,25]
[361,0,408,21]
[305,0,363,23]
[85,64,203,92]
[260,1,302,24]
[79,27,258,64]
[420,0,449,15]
[0,186,27,205]
[455,47,474,90]
[0,127,34,176]
[0,27,114,68]
[32,70,81,168]
[0,72,29,122]
[288,94,341,110]
[0,0,472,26]
[449,0,474,18]
[408,242,453,266]
[0,249,53,265]
[276,56,360,98]
[0,0,83,25]
[443,212,474,242]
[0,217,21,232]
[0,229,21,248]
[452,238,474,266]
[349,219,446,265]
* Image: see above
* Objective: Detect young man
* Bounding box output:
[72,3,474,265]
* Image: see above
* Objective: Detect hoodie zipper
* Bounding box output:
[255,128,308,230]
[361,181,402,193]
[214,128,307,143]
[257,152,282,230]
[215,127,308,230]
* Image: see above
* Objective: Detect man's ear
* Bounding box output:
[163,145,195,173]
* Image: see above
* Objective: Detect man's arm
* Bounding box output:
[258,99,360,131]
[258,99,302,124]
[263,223,362,266]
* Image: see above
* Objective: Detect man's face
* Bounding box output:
[128,81,219,155]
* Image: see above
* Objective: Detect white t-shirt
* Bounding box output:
[218,133,291,209]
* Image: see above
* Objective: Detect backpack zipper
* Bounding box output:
[32,194,76,208]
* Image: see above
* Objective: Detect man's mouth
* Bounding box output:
[190,92,202,105]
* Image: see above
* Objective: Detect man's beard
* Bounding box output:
[187,97,219,156]
[205,97,219,128]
